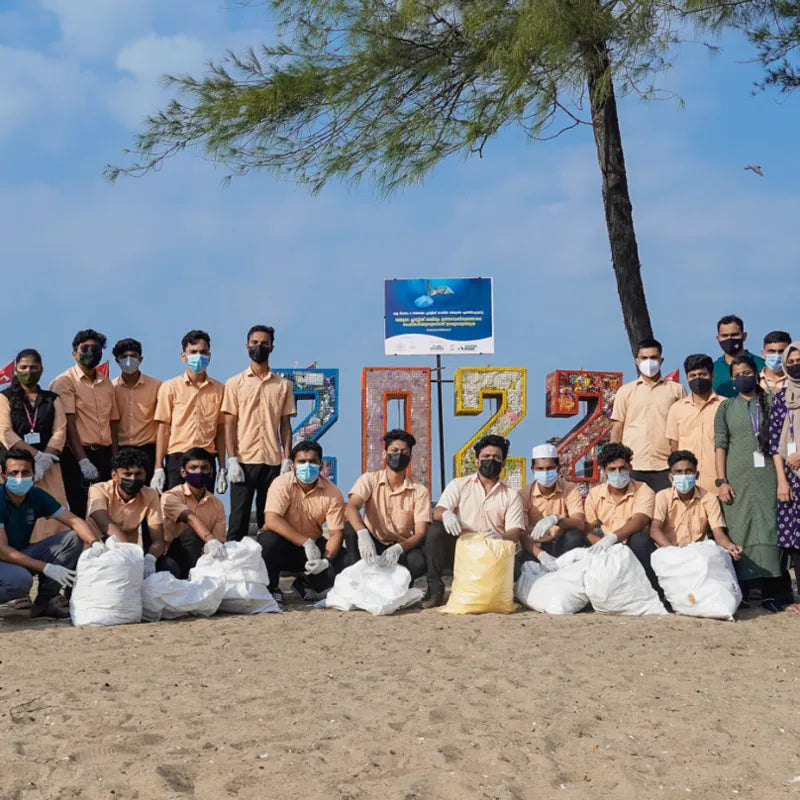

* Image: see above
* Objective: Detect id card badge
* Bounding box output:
[23,431,41,445]
[789,443,798,456]
[753,450,766,468]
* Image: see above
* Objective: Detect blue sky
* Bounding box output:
[1,0,798,496]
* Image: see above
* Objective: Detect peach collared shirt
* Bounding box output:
[112,372,162,447]
[518,478,585,532]
[436,474,525,536]
[665,392,722,495]
[0,393,67,452]
[761,369,787,396]
[221,369,296,465]
[264,472,345,540]
[584,479,655,533]
[160,482,226,544]
[154,373,225,454]
[349,469,431,544]
[86,480,162,543]
[610,377,686,471]
[653,486,725,547]
[50,364,119,447]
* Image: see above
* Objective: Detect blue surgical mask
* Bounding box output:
[295,462,321,484]
[6,476,34,496]
[765,353,783,372]
[672,474,697,494]
[186,354,210,374]
[606,472,631,489]
[533,469,559,487]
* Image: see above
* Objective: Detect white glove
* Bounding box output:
[204,539,226,559]
[143,553,157,579]
[78,457,100,482]
[42,563,77,587]
[33,451,59,482]
[442,510,462,537]
[227,457,245,484]
[377,543,403,568]
[537,550,559,572]
[532,514,560,541]
[588,533,618,554]
[215,468,228,495]
[88,540,107,557]
[280,458,293,474]
[150,467,166,492]
[304,558,330,576]
[356,528,377,565]
[303,538,322,562]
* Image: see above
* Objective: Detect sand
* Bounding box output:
[2,596,800,800]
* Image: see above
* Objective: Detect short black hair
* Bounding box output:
[291,439,323,460]
[597,442,633,468]
[1,448,35,471]
[247,325,275,342]
[112,338,143,358]
[717,315,744,332]
[181,447,214,468]
[181,330,211,350]
[383,429,416,450]
[72,329,107,350]
[112,447,150,472]
[683,353,714,374]
[668,450,698,469]
[473,435,509,460]
[15,348,42,366]
[636,338,662,356]
[763,330,792,347]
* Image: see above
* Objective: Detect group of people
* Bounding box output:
[0,315,798,620]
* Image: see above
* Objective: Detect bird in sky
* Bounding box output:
[744,165,764,176]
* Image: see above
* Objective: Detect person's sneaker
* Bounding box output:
[30,596,70,620]
[291,577,324,603]
[5,596,32,611]
[760,598,786,614]
[270,588,286,609]
[421,588,445,609]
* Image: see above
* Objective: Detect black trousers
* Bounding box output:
[140,524,181,578]
[631,470,671,493]
[165,452,218,490]
[228,463,281,541]
[256,529,346,592]
[166,528,207,579]
[514,528,587,580]
[342,521,427,580]
[423,521,458,593]
[61,444,113,519]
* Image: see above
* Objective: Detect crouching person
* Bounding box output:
[160,447,227,578]
[257,440,346,607]
[0,448,99,618]
[87,447,179,578]
[344,429,430,580]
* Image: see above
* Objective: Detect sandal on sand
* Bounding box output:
[5,597,33,611]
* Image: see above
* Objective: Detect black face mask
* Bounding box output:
[688,377,713,396]
[184,471,212,490]
[733,375,757,395]
[719,338,744,356]
[248,344,272,364]
[119,477,144,496]
[78,347,103,368]
[386,452,411,472]
[478,459,503,479]
[786,364,800,381]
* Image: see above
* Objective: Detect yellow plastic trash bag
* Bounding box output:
[440,533,516,615]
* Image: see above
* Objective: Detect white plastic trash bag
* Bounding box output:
[325,561,423,616]
[141,573,226,622]
[651,540,742,621]
[584,544,667,616]
[190,538,280,614]
[70,538,144,627]
[515,549,590,615]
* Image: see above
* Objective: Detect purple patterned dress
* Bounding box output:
[768,388,800,549]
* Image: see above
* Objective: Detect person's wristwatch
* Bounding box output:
[715,478,730,487]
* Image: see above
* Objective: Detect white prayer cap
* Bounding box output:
[531,444,558,460]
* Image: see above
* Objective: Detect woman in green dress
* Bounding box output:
[714,354,783,611]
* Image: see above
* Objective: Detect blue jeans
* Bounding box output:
[0,531,83,605]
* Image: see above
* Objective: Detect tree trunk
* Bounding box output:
[585,42,653,355]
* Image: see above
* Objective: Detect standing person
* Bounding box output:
[714,354,784,610]
[713,315,765,398]
[761,330,792,396]
[769,342,800,607]
[151,330,226,493]
[665,354,723,495]
[222,325,296,541]
[609,338,685,492]
[0,350,69,542]
[50,329,119,518]
[423,435,525,609]
[111,338,162,483]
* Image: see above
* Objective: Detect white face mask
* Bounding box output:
[638,358,661,378]
[119,356,140,375]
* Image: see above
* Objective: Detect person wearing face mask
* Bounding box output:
[761,330,792,396]
[111,338,162,483]
[0,349,69,544]
[152,330,226,492]
[222,325,296,541]
[714,354,785,611]
[650,450,742,559]
[423,435,525,609]
[87,447,178,578]
[50,329,120,519]
[160,448,227,578]
[712,315,765,398]
[257,440,346,607]
[610,338,686,493]
[0,449,100,619]
[665,354,723,495]
[344,429,431,580]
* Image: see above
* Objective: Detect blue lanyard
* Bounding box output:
[747,401,760,436]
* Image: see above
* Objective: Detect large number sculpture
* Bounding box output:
[361,367,432,487]
[453,367,527,490]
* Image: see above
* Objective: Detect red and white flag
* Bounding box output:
[0,360,14,387]
[98,361,109,377]
[664,369,680,383]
